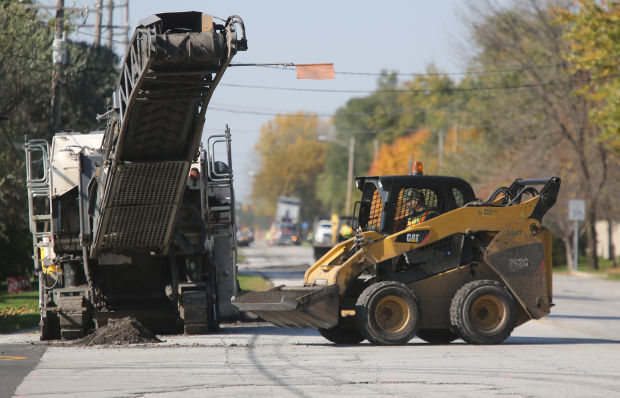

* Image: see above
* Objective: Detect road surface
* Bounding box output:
[2,242,619,397]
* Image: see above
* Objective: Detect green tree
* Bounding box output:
[317,73,403,214]
[555,0,620,155]
[0,1,118,280]
[251,112,329,223]
[458,0,614,270]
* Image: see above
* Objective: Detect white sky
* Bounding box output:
[63,0,470,201]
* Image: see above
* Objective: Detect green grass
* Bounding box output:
[0,288,40,333]
[554,256,620,281]
[238,273,273,295]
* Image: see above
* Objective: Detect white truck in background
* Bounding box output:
[269,196,301,246]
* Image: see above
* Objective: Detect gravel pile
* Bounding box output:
[77,317,162,346]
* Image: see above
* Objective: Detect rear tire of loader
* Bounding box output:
[355,281,421,345]
[417,328,458,345]
[319,317,364,345]
[450,280,517,345]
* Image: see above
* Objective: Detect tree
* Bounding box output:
[0,1,118,280]
[317,73,400,214]
[368,130,432,175]
[555,0,620,155]
[251,112,329,223]
[458,0,615,270]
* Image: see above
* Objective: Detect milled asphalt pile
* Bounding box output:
[75,317,161,346]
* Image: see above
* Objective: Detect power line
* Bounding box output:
[233,54,620,78]
[208,93,503,119]
[219,77,572,94]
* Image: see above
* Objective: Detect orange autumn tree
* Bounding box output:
[368,126,479,176]
[251,112,329,223]
[368,130,431,175]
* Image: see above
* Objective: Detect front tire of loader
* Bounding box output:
[355,281,421,345]
[319,317,364,345]
[450,280,517,345]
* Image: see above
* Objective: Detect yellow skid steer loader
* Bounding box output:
[234,168,560,345]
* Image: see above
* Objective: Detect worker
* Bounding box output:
[406,189,438,227]
[339,221,354,240]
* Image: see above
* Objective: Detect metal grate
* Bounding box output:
[101,205,174,248]
[111,161,188,206]
[452,187,465,207]
[367,189,383,230]
[393,188,440,232]
[403,235,464,273]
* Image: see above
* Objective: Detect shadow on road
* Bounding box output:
[505,336,620,345]
[546,314,620,321]
[218,325,318,337]
[246,335,314,398]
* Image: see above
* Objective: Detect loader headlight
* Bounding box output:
[314,279,328,286]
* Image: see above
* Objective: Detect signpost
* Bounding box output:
[568,199,586,272]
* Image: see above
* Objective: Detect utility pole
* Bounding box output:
[51,0,66,133]
[94,0,103,47]
[106,0,114,48]
[345,136,355,216]
[122,0,130,51]
[438,130,444,173]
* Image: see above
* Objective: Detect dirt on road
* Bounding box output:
[75,317,161,346]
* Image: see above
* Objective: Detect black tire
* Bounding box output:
[355,281,421,345]
[319,318,364,345]
[450,280,517,345]
[417,328,458,345]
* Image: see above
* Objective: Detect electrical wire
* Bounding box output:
[218,75,590,94]
[232,54,620,78]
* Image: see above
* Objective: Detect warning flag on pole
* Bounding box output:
[296,63,335,80]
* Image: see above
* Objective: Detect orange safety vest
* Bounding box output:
[407,210,435,227]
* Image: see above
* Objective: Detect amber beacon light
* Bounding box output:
[411,161,423,175]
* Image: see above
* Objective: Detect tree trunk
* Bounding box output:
[562,235,575,272]
[585,207,599,270]
[608,218,617,268]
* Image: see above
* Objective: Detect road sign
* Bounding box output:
[569,199,586,221]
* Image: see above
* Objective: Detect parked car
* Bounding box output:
[237,228,254,247]
[313,219,333,245]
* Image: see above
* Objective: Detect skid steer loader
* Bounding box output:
[234,165,561,345]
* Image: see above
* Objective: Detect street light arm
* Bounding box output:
[317,134,348,148]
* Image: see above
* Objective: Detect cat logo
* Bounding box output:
[395,229,430,244]
[406,233,421,243]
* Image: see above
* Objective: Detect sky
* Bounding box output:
[59,0,472,201]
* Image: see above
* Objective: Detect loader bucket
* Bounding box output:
[233,284,339,329]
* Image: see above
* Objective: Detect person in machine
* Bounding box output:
[406,189,438,227]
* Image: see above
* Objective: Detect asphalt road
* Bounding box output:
[0,344,46,398]
[2,242,620,397]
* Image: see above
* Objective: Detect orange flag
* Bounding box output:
[296,63,335,79]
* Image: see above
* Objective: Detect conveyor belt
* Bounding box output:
[91,12,246,254]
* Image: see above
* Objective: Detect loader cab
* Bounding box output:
[355,175,476,234]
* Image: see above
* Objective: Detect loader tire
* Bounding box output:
[450,280,517,345]
[417,328,458,345]
[355,281,420,345]
[319,317,364,345]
